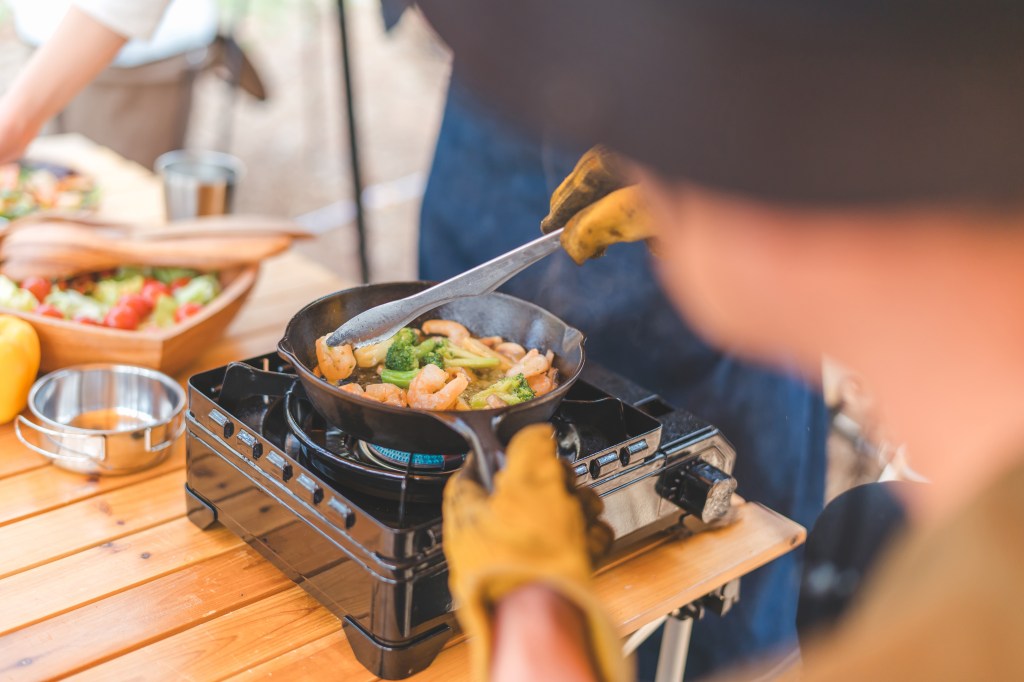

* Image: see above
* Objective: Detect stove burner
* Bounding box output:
[357,442,464,472]
[279,384,453,503]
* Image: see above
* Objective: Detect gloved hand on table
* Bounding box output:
[541,146,656,264]
[442,423,629,682]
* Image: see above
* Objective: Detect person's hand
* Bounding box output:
[442,423,628,682]
[541,146,656,264]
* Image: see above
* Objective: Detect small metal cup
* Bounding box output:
[15,364,186,475]
[155,149,244,221]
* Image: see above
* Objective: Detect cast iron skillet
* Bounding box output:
[278,282,585,488]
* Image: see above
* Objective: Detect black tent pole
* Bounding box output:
[337,0,370,283]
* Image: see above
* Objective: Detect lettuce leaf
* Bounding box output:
[173,274,220,305]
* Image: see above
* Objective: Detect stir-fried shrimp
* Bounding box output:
[528,367,558,397]
[506,348,552,378]
[447,366,478,383]
[364,383,408,407]
[407,363,470,410]
[422,319,470,343]
[494,342,526,362]
[316,322,560,410]
[339,383,364,396]
[316,335,356,383]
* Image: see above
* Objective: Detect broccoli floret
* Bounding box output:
[383,329,501,372]
[469,373,535,409]
[385,343,418,371]
[392,328,418,347]
[420,350,445,368]
[380,368,421,389]
[434,339,500,369]
[384,328,421,370]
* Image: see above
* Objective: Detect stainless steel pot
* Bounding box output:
[15,364,186,475]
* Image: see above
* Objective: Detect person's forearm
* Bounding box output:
[491,584,600,682]
[0,6,127,162]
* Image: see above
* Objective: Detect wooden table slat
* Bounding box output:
[0,430,51,480]
[67,588,340,682]
[0,468,187,579]
[221,632,369,682]
[0,447,184,528]
[0,547,290,681]
[0,518,241,636]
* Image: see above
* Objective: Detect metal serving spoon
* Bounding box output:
[326,228,564,348]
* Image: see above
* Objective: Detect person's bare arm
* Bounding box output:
[0,6,128,163]
[492,584,601,682]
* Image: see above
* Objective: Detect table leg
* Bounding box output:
[654,611,694,682]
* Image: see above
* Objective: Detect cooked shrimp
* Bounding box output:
[365,383,408,407]
[339,383,364,396]
[455,397,472,411]
[506,348,552,378]
[446,366,478,383]
[422,319,470,343]
[479,336,504,348]
[316,335,356,383]
[408,363,470,411]
[528,367,558,396]
[494,342,526,363]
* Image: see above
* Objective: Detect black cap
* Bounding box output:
[419,0,1024,205]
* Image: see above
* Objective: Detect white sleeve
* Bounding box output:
[73,0,174,40]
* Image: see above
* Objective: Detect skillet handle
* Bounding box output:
[428,410,506,492]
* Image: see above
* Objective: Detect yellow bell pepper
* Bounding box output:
[0,315,41,424]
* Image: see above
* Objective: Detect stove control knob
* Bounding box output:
[656,460,737,524]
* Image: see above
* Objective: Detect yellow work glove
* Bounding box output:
[443,423,628,682]
[541,146,656,265]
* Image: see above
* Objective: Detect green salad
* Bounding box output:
[0,266,221,330]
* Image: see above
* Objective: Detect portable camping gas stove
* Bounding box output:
[184,353,738,679]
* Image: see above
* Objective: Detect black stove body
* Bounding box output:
[184,354,737,679]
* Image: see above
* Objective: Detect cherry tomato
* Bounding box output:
[34,304,64,319]
[103,304,141,330]
[73,315,102,326]
[68,275,95,295]
[141,280,171,306]
[118,293,153,318]
[170,277,192,292]
[174,302,203,324]
[21,276,51,303]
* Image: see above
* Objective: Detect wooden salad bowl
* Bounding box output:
[2,265,259,374]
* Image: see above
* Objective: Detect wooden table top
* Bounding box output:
[0,136,806,681]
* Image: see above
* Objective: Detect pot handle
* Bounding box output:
[14,415,106,463]
[145,412,186,453]
[428,410,507,492]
